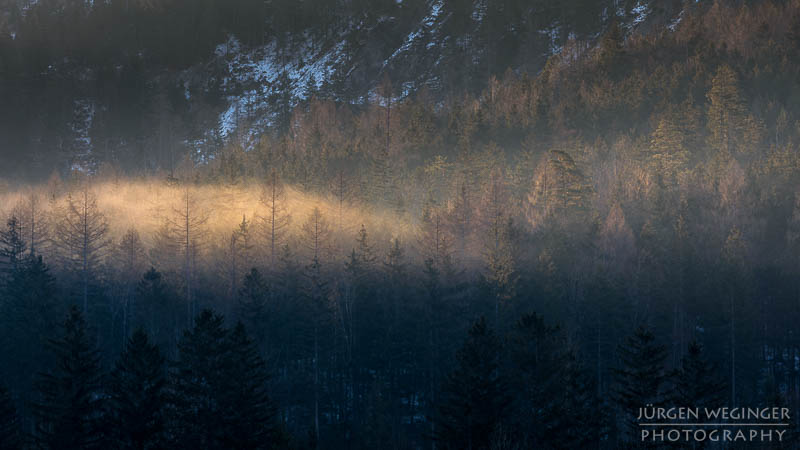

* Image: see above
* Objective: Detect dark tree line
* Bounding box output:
[0,228,737,448]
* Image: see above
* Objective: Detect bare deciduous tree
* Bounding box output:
[260,168,291,269]
[55,185,110,312]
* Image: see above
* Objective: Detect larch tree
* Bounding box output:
[0,216,26,274]
[447,181,474,264]
[649,114,689,185]
[228,214,255,298]
[260,168,291,269]
[418,201,455,274]
[13,191,48,258]
[479,169,517,329]
[330,168,353,233]
[55,185,110,313]
[117,228,146,339]
[707,64,747,160]
[299,207,333,445]
[525,150,593,229]
[723,225,748,407]
[167,184,208,324]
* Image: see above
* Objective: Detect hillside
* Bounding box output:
[0,0,682,178]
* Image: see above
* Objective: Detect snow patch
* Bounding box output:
[211,34,351,142]
[631,2,650,27]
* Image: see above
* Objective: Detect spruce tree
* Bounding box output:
[355,224,377,268]
[432,317,511,450]
[34,305,106,450]
[507,313,566,446]
[612,325,668,445]
[0,384,21,450]
[135,268,178,352]
[108,329,167,450]
[237,268,271,354]
[1,256,61,413]
[171,309,229,449]
[672,341,726,410]
[219,323,280,449]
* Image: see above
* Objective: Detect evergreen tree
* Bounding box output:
[34,305,106,450]
[383,237,405,282]
[135,268,178,353]
[1,256,61,409]
[506,312,565,446]
[354,224,377,268]
[672,341,726,411]
[432,317,511,450]
[170,309,229,449]
[219,323,280,449]
[237,268,271,354]
[612,325,668,445]
[0,384,21,450]
[108,329,167,450]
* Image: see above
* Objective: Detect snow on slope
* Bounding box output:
[207,33,351,143]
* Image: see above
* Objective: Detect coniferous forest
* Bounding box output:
[3,0,800,448]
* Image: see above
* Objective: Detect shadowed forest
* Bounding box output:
[4,0,800,449]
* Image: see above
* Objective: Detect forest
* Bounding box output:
[3,0,800,448]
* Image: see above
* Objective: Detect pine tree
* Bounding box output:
[432,317,511,450]
[612,325,668,445]
[0,384,21,450]
[34,305,106,450]
[107,329,167,450]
